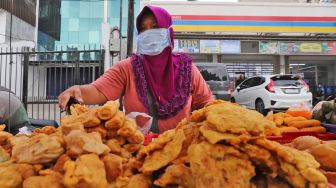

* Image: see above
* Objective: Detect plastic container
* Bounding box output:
[144,133,159,146]
[323,124,336,133]
[267,131,336,144]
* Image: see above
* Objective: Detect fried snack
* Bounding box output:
[105,111,125,130]
[0,145,10,163]
[137,129,175,160]
[239,143,279,177]
[278,126,299,133]
[273,113,285,126]
[254,139,327,185]
[60,122,85,135]
[124,143,142,153]
[23,175,63,188]
[117,118,136,137]
[0,165,22,188]
[70,104,90,115]
[53,154,71,173]
[310,143,336,171]
[188,142,255,188]
[124,174,151,188]
[81,109,101,128]
[141,129,186,173]
[32,126,57,135]
[11,134,64,164]
[154,164,194,187]
[106,139,122,154]
[265,112,274,121]
[284,116,307,125]
[115,136,126,145]
[200,124,250,145]
[106,129,118,139]
[0,124,5,131]
[300,126,326,133]
[97,101,119,120]
[201,100,276,136]
[127,131,144,144]
[291,136,322,151]
[102,154,124,182]
[63,154,108,188]
[60,114,85,126]
[120,148,132,159]
[288,120,321,129]
[15,163,36,180]
[85,124,107,139]
[64,130,110,156]
[278,158,307,188]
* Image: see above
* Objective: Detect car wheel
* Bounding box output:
[230,98,236,103]
[255,99,268,115]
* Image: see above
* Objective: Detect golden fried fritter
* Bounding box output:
[188,142,255,188]
[70,104,90,115]
[0,165,23,188]
[81,109,101,128]
[105,139,122,155]
[60,122,85,136]
[141,129,186,174]
[53,154,71,174]
[23,174,63,188]
[64,130,110,157]
[136,129,175,160]
[14,163,36,180]
[97,101,119,120]
[11,134,64,164]
[63,154,108,188]
[123,143,142,154]
[127,131,144,144]
[105,111,125,130]
[154,164,194,187]
[0,145,10,163]
[85,125,107,139]
[102,154,124,182]
[117,118,136,137]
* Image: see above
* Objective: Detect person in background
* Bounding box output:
[58,6,213,134]
[0,86,31,134]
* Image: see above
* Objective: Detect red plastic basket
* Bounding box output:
[267,131,336,144]
[144,133,160,146]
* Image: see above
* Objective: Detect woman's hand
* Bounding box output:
[58,85,84,111]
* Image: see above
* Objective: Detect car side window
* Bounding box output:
[240,78,253,89]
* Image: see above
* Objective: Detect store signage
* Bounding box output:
[322,42,336,55]
[178,39,200,53]
[220,40,241,54]
[299,43,322,53]
[259,41,279,54]
[200,40,220,53]
[279,42,300,55]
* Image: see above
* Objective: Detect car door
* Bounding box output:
[245,77,263,108]
[235,78,254,107]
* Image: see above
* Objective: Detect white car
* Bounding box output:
[231,74,312,115]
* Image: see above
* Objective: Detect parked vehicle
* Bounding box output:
[231,74,312,115]
[195,63,232,101]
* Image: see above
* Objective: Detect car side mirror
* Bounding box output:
[236,86,241,92]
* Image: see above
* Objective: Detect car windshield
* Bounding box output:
[271,76,304,87]
[197,66,228,81]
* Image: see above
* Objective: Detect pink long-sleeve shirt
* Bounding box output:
[91,58,213,133]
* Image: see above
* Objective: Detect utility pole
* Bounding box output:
[127,0,134,57]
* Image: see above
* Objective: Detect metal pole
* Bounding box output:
[8,0,14,132]
[119,0,123,61]
[127,0,134,57]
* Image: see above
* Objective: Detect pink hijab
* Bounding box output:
[131,6,192,119]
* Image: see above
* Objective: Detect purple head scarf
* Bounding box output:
[131,5,192,119]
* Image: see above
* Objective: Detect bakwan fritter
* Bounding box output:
[0,100,329,188]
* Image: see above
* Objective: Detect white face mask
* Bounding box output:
[136,27,172,56]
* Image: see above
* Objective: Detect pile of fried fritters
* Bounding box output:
[0,100,329,188]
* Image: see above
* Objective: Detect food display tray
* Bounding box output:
[267,131,336,144]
